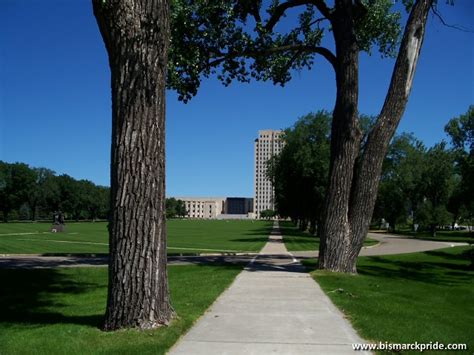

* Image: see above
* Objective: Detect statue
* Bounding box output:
[51,210,65,232]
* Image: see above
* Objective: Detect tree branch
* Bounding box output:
[348,0,435,247]
[431,5,473,33]
[251,3,262,24]
[265,0,313,32]
[281,49,304,74]
[377,0,434,130]
[310,0,332,19]
[206,44,337,72]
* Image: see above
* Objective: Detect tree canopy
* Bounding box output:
[168,0,408,101]
[167,0,438,273]
[267,110,330,232]
[0,161,109,221]
[374,133,426,231]
[445,106,474,224]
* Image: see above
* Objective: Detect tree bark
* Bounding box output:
[319,0,361,273]
[319,0,433,273]
[92,0,174,330]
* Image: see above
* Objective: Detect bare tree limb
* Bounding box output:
[431,5,473,33]
[310,0,333,19]
[265,0,314,32]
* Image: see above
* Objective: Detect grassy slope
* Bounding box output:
[305,247,474,352]
[280,221,378,252]
[0,220,272,254]
[0,264,242,354]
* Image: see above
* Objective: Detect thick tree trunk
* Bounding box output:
[319,0,433,273]
[93,0,174,330]
[319,1,361,273]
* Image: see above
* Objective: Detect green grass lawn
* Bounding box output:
[304,246,474,352]
[280,221,378,252]
[0,264,242,354]
[0,220,272,255]
[386,229,474,244]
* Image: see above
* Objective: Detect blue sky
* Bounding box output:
[1,0,473,197]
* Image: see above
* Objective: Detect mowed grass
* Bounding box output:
[0,264,242,355]
[0,220,272,255]
[280,221,378,252]
[304,247,474,352]
[0,222,109,254]
[166,219,271,253]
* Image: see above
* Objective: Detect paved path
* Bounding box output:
[363,232,468,256]
[1,230,468,269]
[0,254,255,269]
[291,232,469,259]
[168,223,369,355]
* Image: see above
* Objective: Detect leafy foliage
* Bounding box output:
[0,161,109,221]
[0,162,36,221]
[260,209,277,219]
[354,0,401,56]
[267,111,331,231]
[417,142,455,234]
[445,105,474,224]
[374,135,460,235]
[166,197,188,218]
[374,133,426,231]
[168,0,404,101]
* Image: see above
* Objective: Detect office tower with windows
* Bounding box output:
[254,129,283,218]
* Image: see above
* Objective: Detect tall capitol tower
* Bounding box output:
[254,129,283,218]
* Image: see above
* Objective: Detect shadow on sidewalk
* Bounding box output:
[245,254,307,273]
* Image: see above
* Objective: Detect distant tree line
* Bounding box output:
[0,162,190,222]
[0,162,110,222]
[268,106,474,237]
[165,198,188,219]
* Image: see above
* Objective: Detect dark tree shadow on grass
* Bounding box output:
[0,268,105,328]
[240,226,274,236]
[230,236,269,243]
[424,248,473,261]
[357,249,474,286]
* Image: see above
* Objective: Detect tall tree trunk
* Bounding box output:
[92,0,174,330]
[319,0,361,273]
[319,0,433,273]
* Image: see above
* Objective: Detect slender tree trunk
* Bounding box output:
[319,0,433,273]
[3,209,9,222]
[93,0,174,330]
[309,218,316,235]
[316,219,323,238]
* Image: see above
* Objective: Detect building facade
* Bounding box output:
[172,197,254,219]
[225,197,254,215]
[176,197,226,219]
[254,129,283,218]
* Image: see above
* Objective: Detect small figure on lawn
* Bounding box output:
[51,210,65,232]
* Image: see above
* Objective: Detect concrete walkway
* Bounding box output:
[363,232,468,256]
[291,232,469,259]
[0,254,256,269]
[168,223,369,355]
[1,230,468,269]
